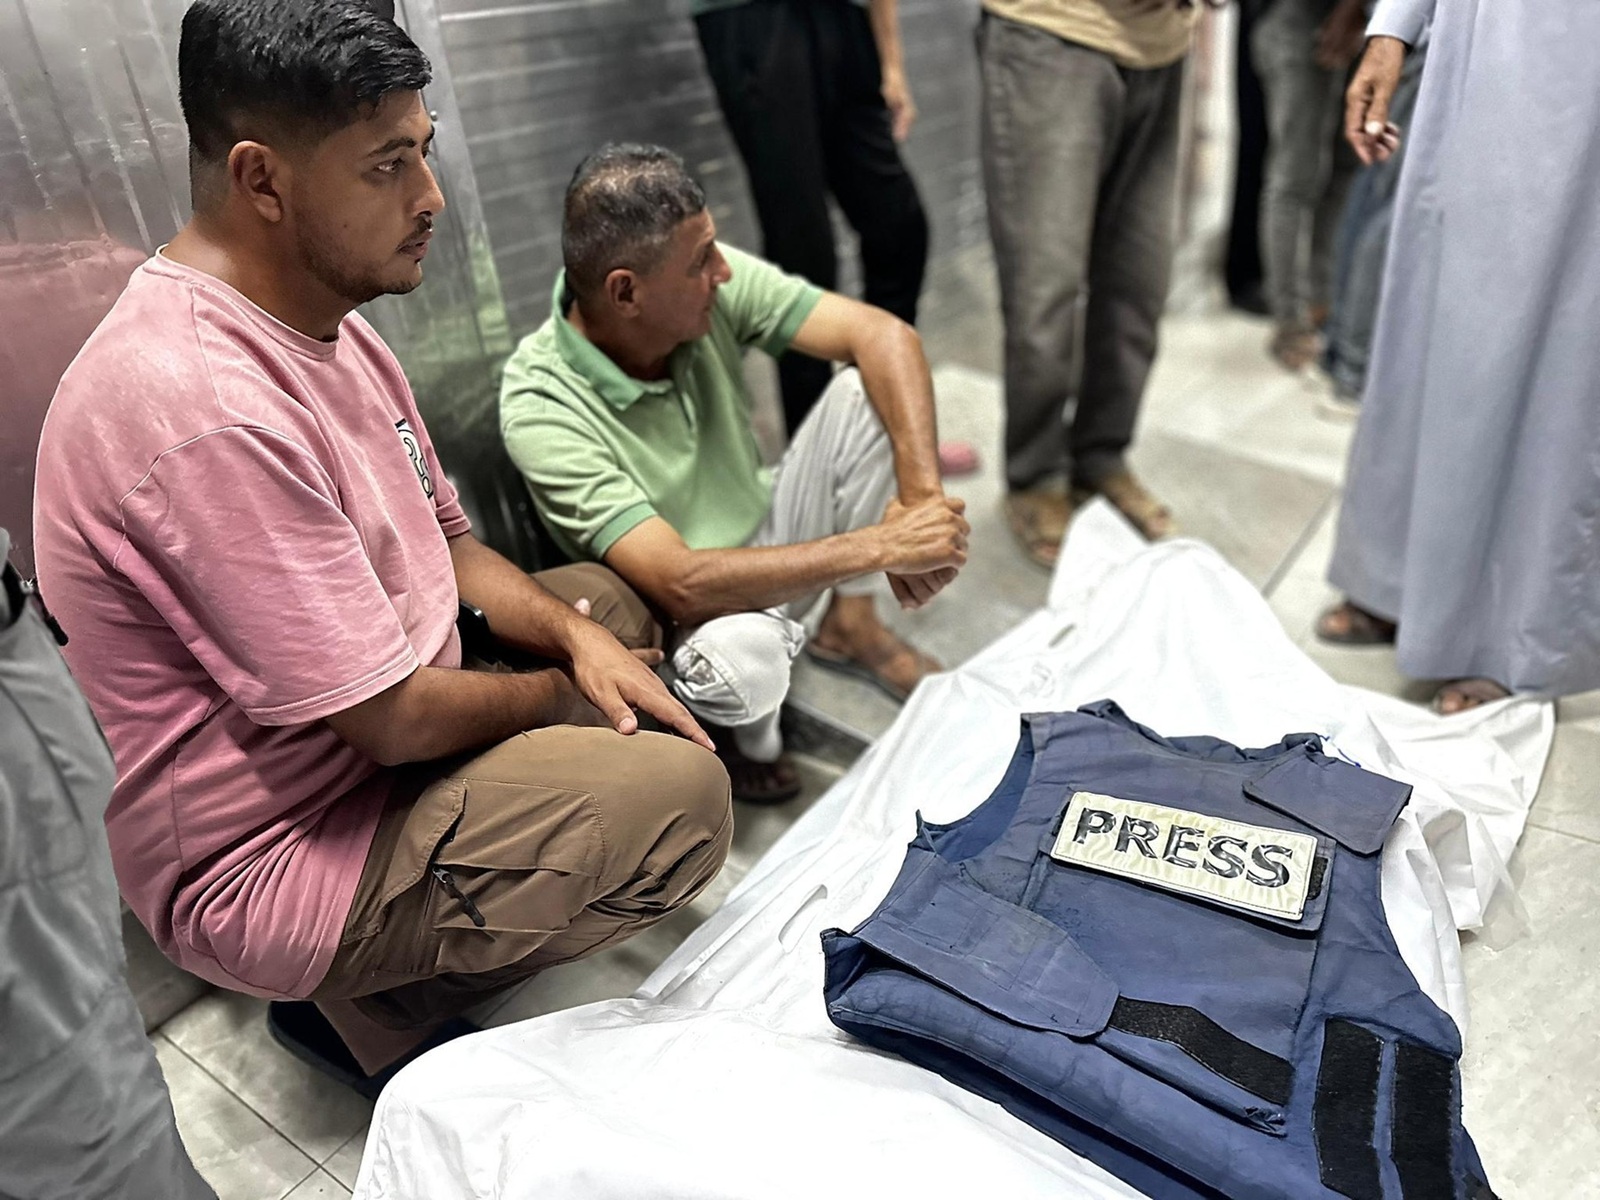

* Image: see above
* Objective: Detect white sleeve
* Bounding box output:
[1367,0,1435,45]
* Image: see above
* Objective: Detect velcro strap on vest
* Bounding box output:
[850,850,1118,1038]
[1107,997,1294,1108]
[1314,1019,1384,1200]
[1391,1040,1458,1200]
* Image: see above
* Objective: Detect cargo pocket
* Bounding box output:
[424,775,607,978]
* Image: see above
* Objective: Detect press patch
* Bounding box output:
[1049,791,1319,921]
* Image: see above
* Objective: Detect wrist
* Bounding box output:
[897,479,944,508]
[554,608,600,661]
[845,526,891,574]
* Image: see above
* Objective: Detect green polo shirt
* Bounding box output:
[500,244,823,561]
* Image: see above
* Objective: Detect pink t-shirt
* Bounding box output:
[33,254,469,997]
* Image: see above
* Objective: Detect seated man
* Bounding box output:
[501,144,970,802]
[32,0,730,1092]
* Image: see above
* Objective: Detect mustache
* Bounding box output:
[399,217,435,249]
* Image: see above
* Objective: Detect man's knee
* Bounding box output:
[616,732,733,895]
[671,611,804,728]
[533,561,660,649]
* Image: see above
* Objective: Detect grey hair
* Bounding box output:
[562,143,707,302]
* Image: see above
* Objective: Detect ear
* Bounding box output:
[227,141,288,224]
[603,267,641,317]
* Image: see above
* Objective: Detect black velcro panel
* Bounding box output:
[1313,1019,1383,1200]
[1392,1040,1458,1200]
[1108,997,1293,1107]
[1309,854,1330,902]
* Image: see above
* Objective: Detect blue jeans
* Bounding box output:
[1323,43,1429,399]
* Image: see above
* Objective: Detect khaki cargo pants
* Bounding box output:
[312,563,734,1031]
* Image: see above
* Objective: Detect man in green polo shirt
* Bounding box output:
[501,144,968,801]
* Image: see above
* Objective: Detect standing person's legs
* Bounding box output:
[1325,44,1427,401]
[979,13,1116,563]
[1253,0,1343,362]
[812,0,929,326]
[1309,115,1359,323]
[1227,0,1270,312]
[696,0,836,433]
[1070,57,1185,513]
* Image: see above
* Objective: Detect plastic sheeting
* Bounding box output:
[353,504,1554,1200]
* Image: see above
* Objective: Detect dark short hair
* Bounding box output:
[178,0,430,183]
[562,144,708,302]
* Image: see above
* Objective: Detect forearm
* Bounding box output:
[449,533,585,659]
[868,0,906,77]
[849,316,943,504]
[336,663,593,766]
[650,533,886,626]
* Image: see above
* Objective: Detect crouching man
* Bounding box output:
[501,144,970,802]
[33,1,730,1093]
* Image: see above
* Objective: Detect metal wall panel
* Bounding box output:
[0,0,987,575]
[0,0,523,574]
[435,0,987,339]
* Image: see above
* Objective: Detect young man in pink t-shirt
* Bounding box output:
[33,0,730,1090]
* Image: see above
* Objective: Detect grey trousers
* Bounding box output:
[978,12,1185,492]
[1252,0,1357,332]
[669,369,895,761]
[0,534,215,1200]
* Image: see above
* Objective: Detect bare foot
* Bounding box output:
[809,594,941,702]
[1432,678,1510,714]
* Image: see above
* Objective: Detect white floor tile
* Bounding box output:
[1459,827,1600,1197]
[322,1127,368,1192]
[155,1036,318,1200]
[1524,720,1600,844]
[281,1168,352,1199]
[162,991,372,1163]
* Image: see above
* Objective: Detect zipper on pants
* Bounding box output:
[430,863,487,929]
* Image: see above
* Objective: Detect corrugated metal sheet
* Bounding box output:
[0,0,987,574]
[436,0,987,338]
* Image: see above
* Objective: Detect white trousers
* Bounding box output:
[670,369,896,760]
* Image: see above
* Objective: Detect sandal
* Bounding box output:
[1315,600,1397,645]
[1073,470,1175,541]
[1270,326,1322,372]
[806,634,942,704]
[703,724,803,804]
[1432,678,1511,715]
[1004,487,1074,568]
[938,439,981,477]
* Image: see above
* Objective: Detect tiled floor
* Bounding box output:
[155,303,1600,1198]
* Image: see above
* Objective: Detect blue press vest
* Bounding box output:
[822,703,1497,1200]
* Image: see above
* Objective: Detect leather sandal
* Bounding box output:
[1073,470,1175,541]
[1315,601,1397,645]
[806,634,942,704]
[1004,488,1074,568]
[702,723,803,805]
